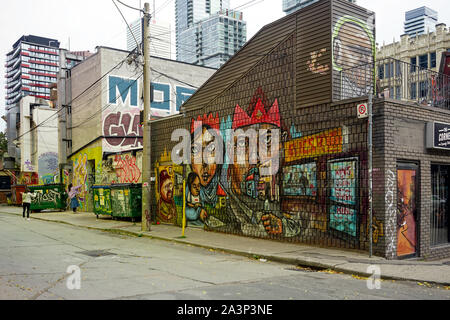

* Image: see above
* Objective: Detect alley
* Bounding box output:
[0,211,449,300]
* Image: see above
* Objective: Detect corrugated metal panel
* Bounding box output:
[296,0,332,107]
[331,0,376,101]
[181,15,297,113]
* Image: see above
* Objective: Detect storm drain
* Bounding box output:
[286,265,327,273]
[78,250,117,258]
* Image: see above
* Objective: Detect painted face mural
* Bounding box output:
[189,114,226,210]
[158,169,176,223]
[185,172,208,226]
[333,15,375,98]
[222,97,304,237]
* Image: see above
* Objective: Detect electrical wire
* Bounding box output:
[153,0,173,17]
[13,56,131,143]
[112,0,143,57]
[70,70,142,128]
[115,0,145,12]
[70,72,144,129]
[232,0,265,11]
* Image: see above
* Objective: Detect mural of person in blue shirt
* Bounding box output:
[185,172,208,227]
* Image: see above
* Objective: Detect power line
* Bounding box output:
[232,0,265,11]
[115,0,145,12]
[113,0,144,58]
[153,0,173,17]
[13,56,131,143]
[71,72,144,129]
[150,67,198,89]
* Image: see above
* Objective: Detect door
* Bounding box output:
[397,164,418,258]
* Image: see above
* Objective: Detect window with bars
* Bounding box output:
[431,165,449,246]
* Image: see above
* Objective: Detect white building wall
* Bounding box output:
[18,96,59,183]
[33,108,59,184]
[127,18,172,59]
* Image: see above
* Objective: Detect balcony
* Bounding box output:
[376,58,450,110]
[336,58,450,110]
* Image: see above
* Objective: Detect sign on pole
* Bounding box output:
[357,103,368,119]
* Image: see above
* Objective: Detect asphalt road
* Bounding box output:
[0,212,449,301]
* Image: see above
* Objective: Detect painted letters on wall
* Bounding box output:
[104,75,197,153]
[328,158,358,237]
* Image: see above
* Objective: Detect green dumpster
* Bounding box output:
[92,185,112,218]
[110,184,142,222]
[29,184,67,213]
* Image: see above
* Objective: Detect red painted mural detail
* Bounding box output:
[103,112,143,148]
[114,154,141,184]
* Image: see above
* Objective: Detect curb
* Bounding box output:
[3,210,450,287]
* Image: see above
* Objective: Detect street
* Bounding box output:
[0,211,449,300]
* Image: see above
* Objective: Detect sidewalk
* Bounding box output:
[2,205,450,286]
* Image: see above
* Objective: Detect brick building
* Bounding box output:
[147,0,450,260]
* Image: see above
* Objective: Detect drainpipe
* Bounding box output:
[368,93,373,258]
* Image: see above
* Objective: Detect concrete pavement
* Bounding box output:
[2,205,449,286]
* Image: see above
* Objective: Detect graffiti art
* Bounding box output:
[397,169,417,257]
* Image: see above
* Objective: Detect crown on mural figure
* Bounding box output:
[160,148,171,163]
[232,98,281,130]
[191,113,220,134]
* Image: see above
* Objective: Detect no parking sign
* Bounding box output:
[357,103,368,119]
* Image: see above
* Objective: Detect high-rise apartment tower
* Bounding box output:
[404,6,438,37]
[175,0,246,69]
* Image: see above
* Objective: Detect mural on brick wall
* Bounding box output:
[155,150,183,225]
[328,158,358,237]
[158,88,365,244]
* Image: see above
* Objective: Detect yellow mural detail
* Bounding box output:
[284,128,343,163]
[70,143,103,212]
[155,149,184,225]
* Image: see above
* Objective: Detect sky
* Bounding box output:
[1,0,449,133]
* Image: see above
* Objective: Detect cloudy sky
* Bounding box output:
[1,0,449,132]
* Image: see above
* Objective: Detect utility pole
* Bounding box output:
[142,2,152,232]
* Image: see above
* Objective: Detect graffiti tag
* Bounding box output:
[103,112,143,148]
[114,154,141,184]
[32,190,61,205]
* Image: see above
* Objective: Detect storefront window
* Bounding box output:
[431,165,449,246]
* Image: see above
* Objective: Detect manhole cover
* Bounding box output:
[78,250,116,258]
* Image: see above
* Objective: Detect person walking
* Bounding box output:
[21,188,35,221]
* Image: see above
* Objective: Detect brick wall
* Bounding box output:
[373,98,450,260]
[150,33,379,254]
